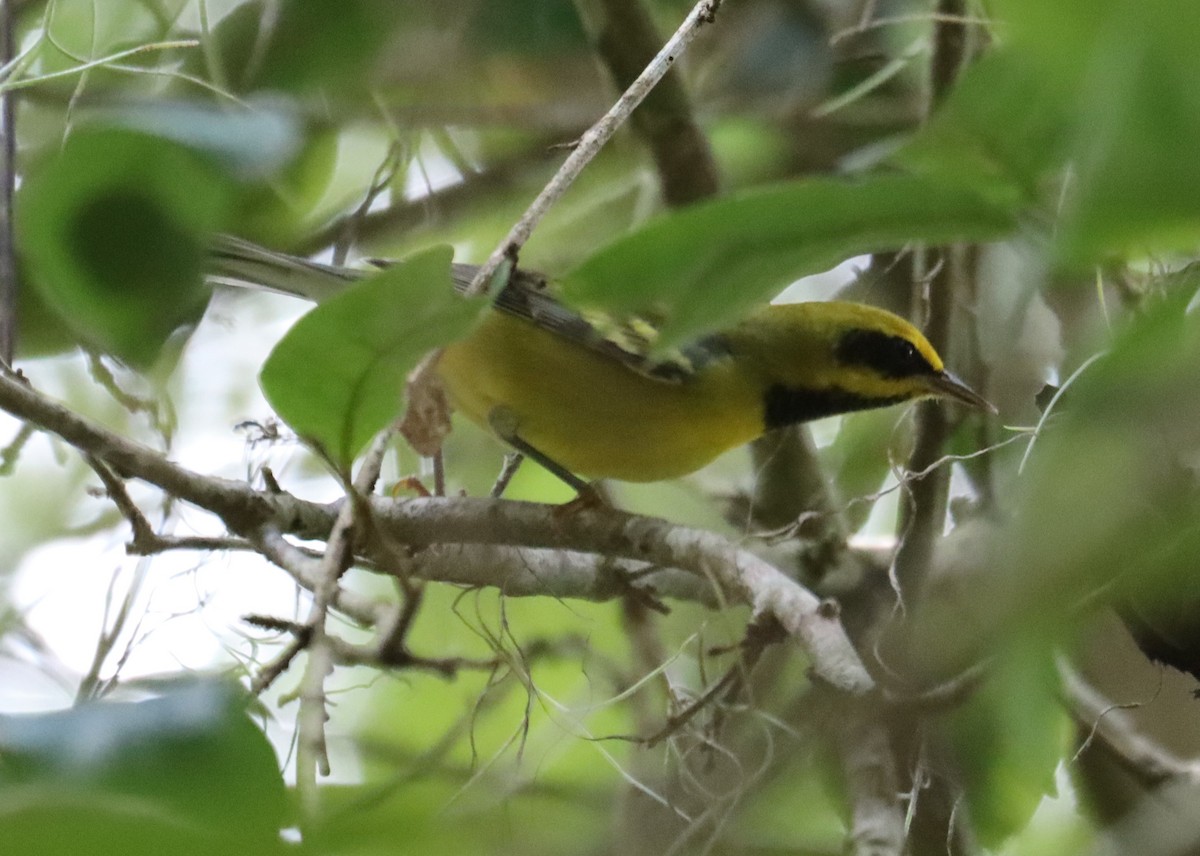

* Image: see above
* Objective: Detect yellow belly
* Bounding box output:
[438,313,763,482]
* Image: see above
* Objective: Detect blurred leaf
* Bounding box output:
[37,0,187,67]
[0,682,287,856]
[896,50,1071,196]
[708,118,792,187]
[1012,274,1200,609]
[238,127,341,244]
[260,246,485,465]
[562,172,1019,350]
[994,0,1200,261]
[17,128,233,366]
[822,409,900,531]
[913,272,1200,682]
[88,100,303,179]
[467,0,588,55]
[938,644,1067,848]
[224,0,404,92]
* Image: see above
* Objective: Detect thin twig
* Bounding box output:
[84,454,158,547]
[0,40,201,94]
[249,526,382,627]
[293,427,395,808]
[830,12,993,45]
[573,0,720,206]
[248,624,311,696]
[490,452,525,498]
[465,0,722,296]
[640,615,787,747]
[1059,658,1200,787]
[0,420,33,474]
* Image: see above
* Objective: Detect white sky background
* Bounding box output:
[2,287,315,711]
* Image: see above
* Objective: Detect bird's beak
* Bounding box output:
[926,371,998,414]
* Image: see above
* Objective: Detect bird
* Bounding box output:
[210,236,995,490]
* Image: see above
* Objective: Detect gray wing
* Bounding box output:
[449,263,729,383]
[208,236,726,383]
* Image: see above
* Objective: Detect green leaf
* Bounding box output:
[88,100,303,179]
[896,50,1072,196]
[223,0,404,92]
[239,128,342,245]
[994,0,1200,262]
[17,128,232,366]
[260,246,485,466]
[822,409,899,531]
[0,682,287,856]
[561,172,1018,349]
[938,645,1067,848]
[1009,272,1200,622]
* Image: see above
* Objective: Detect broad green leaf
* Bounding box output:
[994,0,1200,262]
[224,0,404,92]
[260,246,485,466]
[896,50,1071,196]
[1016,275,1200,594]
[938,644,1067,848]
[822,409,900,532]
[17,128,232,366]
[0,682,287,856]
[561,172,1018,349]
[88,100,303,179]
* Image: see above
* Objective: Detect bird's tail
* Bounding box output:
[207,235,366,303]
[208,235,542,303]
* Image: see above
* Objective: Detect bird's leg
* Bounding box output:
[487,406,600,503]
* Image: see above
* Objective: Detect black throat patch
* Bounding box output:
[763,384,907,429]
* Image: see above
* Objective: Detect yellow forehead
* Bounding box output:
[765,300,945,372]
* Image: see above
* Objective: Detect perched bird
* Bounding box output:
[211,237,994,489]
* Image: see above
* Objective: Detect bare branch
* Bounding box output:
[573,0,720,206]
[293,427,395,801]
[363,497,874,694]
[0,369,873,695]
[466,0,723,295]
[84,454,160,549]
[834,701,906,856]
[248,526,382,627]
[0,370,273,529]
[1060,659,1200,787]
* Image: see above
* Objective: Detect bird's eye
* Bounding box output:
[836,329,933,378]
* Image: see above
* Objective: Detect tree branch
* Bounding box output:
[1061,660,1200,788]
[466,0,722,295]
[0,370,272,529]
[573,0,720,206]
[0,368,873,695]
[292,427,394,798]
[834,700,906,856]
